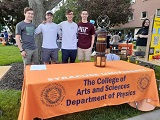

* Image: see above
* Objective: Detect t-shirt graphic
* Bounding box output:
[77,22,95,49]
[15,21,37,50]
[78,27,89,35]
[26,27,35,36]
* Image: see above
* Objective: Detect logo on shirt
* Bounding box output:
[41,83,66,107]
[137,74,150,92]
[78,26,88,33]
[26,27,35,36]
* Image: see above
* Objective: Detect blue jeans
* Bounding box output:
[62,49,77,63]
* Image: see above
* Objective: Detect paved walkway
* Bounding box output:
[125,109,160,120]
[0,66,11,80]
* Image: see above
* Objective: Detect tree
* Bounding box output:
[53,0,133,27]
[77,0,133,27]
[0,0,28,33]
[0,24,5,33]
[54,0,81,23]
[54,6,66,24]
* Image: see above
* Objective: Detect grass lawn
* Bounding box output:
[0,44,22,65]
[0,89,144,120]
[0,90,21,120]
[0,44,159,120]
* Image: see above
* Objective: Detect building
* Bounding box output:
[112,0,160,40]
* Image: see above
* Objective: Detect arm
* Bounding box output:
[35,24,42,34]
[91,34,95,48]
[57,25,62,40]
[110,36,113,41]
[15,35,27,57]
[135,29,142,38]
[90,24,95,48]
[135,34,139,38]
[138,34,148,38]
[15,24,27,57]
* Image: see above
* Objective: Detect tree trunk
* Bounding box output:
[27,0,45,63]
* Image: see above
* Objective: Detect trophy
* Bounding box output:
[94,15,110,67]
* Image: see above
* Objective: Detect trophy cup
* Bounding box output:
[94,15,110,67]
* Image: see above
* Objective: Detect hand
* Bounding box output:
[139,34,143,38]
[90,46,93,50]
[59,36,62,41]
[42,20,46,24]
[21,51,27,57]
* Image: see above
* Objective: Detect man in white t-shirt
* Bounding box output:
[59,10,78,63]
[35,10,61,64]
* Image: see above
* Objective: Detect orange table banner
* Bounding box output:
[18,61,159,120]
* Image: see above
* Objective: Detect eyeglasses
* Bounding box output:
[82,13,88,15]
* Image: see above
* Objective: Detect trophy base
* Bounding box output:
[94,53,106,67]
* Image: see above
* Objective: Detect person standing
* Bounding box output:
[15,7,38,65]
[124,32,132,43]
[110,31,120,53]
[35,10,61,64]
[110,31,121,45]
[59,10,78,63]
[135,18,150,52]
[77,10,95,62]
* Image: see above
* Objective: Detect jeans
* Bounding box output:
[62,49,77,63]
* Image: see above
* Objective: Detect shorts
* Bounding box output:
[78,47,92,61]
[23,48,39,65]
[42,48,58,63]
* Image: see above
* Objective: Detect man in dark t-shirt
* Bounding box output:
[15,7,38,65]
[77,10,95,62]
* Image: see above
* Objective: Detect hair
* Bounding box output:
[24,7,34,14]
[115,31,119,35]
[128,32,131,35]
[81,9,89,14]
[142,18,150,27]
[65,9,73,15]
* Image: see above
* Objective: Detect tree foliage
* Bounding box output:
[53,0,133,27]
[0,0,28,33]
[54,6,66,24]
[77,0,133,27]
[54,0,82,24]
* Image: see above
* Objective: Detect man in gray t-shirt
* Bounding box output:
[35,10,61,64]
[16,21,36,50]
[15,7,38,65]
